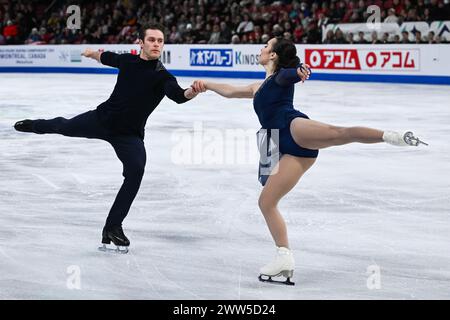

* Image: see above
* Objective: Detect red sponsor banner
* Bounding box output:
[305,49,361,70]
[305,49,419,71]
[358,49,418,70]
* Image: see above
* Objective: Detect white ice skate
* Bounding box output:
[383,131,428,147]
[258,247,295,286]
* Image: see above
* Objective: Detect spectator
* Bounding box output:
[251,25,262,42]
[261,33,270,44]
[231,34,240,44]
[3,20,19,44]
[219,21,232,43]
[262,24,272,38]
[236,13,254,35]
[392,0,405,15]
[168,26,181,44]
[317,13,329,29]
[401,31,411,43]
[293,25,304,43]
[346,32,355,44]
[441,0,450,20]
[39,27,52,44]
[283,31,293,41]
[357,31,367,44]
[428,0,440,21]
[272,24,283,37]
[384,8,399,24]
[414,30,424,44]
[196,23,211,44]
[330,0,347,23]
[184,23,197,43]
[322,29,334,44]
[355,0,367,21]
[405,8,418,21]
[371,31,381,44]
[334,28,346,44]
[298,12,311,30]
[381,32,390,44]
[304,22,321,44]
[434,35,442,44]
[426,31,436,44]
[26,27,41,44]
[208,24,221,44]
[392,34,401,43]
[416,0,427,17]
[283,22,292,34]
[423,8,432,23]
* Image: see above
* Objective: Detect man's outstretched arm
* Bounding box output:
[82,49,122,69]
[164,76,198,103]
[81,48,102,63]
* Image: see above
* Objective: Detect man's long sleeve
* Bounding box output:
[164,74,189,104]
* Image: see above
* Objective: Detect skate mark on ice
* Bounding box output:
[151,262,202,299]
[71,173,87,185]
[130,258,163,298]
[124,242,164,298]
[237,260,242,300]
[32,174,60,190]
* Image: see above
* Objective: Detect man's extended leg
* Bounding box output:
[104,135,146,233]
[15,110,108,139]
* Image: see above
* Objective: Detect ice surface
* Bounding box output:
[0,73,449,299]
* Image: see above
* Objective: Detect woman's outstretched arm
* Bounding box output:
[275,63,312,87]
[191,80,261,99]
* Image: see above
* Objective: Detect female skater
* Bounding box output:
[192,37,427,285]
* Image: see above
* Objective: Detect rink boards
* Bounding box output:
[0,44,449,85]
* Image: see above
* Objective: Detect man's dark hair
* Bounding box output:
[138,23,165,41]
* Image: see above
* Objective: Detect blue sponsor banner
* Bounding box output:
[190,49,233,67]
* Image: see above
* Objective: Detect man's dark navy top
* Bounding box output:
[97,52,189,139]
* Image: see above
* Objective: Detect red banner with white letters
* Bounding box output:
[305,49,419,71]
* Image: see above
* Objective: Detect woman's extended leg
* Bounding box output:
[258,154,316,248]
[290,118,384,150]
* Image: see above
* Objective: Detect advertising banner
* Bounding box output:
[0,44,449,84]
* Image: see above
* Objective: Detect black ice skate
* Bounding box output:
[14,119,34,133]
[98,225,130,254]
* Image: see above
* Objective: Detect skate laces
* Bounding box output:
[277,247,291,255]
[262,247,294,269]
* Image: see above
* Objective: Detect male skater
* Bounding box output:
[14,23,199,253]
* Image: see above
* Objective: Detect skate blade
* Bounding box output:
[404,132,429,146]
[98,244,129,254]
[258,274,295,286]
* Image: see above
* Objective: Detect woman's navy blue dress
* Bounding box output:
[254,67,318,186]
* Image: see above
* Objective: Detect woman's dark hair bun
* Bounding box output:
[272,38,300,72]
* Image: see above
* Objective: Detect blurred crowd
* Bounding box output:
[324,28,446,43]
[1,0,449,45]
